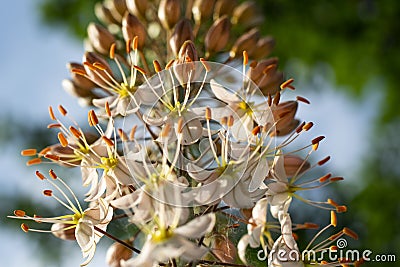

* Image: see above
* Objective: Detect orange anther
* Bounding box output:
[21,149,37,156]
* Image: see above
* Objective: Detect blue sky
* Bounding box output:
[0,1,382,266]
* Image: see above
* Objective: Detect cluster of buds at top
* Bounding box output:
[12,1,360,267]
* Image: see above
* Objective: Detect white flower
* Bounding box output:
[121,213,216,266]
[9,171,113,266]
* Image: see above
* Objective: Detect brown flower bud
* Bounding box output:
[126,0,148,19]
[283,155,310,176]
[87,23,116,55]
[248,58,279,83]
[104,0,128,23]
[67,62,96,90]
[95,3,119,25]
[106,242,133,267]
[192,0,215,24]
[230,28,260,58]
[252,36,275,60]
[62,79,95,99]
[212,235,237,263]
[158,0,181,30]
[178,40,198,62]
[272,101,300,136]
[169,19,194,56]
[122,13,146,50]
[83,52,113,87]
[213,0,238,19]
[51,223,76,240]
[174,41,198,85]
[232,1,264,28]
[205,15,231,54]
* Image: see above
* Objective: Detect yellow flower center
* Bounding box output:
[100,156,118,171]
[152,227,174,243]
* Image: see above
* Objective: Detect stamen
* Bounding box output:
[273,91,280,105]
[297,96,311,104]
[200,58,211,72]
[47,123,61,129]
[43,190,53,197]
[93,62,107,70]
[227,115,234,127]
[252,125,261,136]
[280,78,295,90]
[69,126,82,139]
[102,136,115,147]
[109,43,116,59]
[118,129,128,142]
[336,206,347,213]
[48,106,56,120]
[153,60,162,73]
[71,68,86,76]
[262,64,276,75]
[243,51,248,65]
[205,107,212,120]
[27,158,42,166]
[21,223,29,233]
[49,169,57,179]
[328,198,339,207]
[177,117,184,134]
[329,232,343,241]
[165,59,175,69]
[303,122,314,131]
[133,65,147,75]
[88,110,99,126]
[21,149,37,156]
[132,36,138,50]
[159,123,171,138]
[14,210,26,217]
[330,211,337,227]
[38,147,51,156]
[126,39,132,53]
[330,177,344,182]
[129,125,137,141]
[83,61,96,71]
[35,171,46,180]
[105,101,111,117]
[58,105,68,116]
[318,156,331,166]
[58,132,68,147]
[319,173,332,183]
[220,116,227,125]
[44,154,60,161]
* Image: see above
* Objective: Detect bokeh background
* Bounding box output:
[0,0,399,266]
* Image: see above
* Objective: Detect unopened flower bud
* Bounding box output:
[283,155,310,176]
[95,3,119,25]
[212,235,237,263]
[213,0,237,19]
[67,62,96,90]
[252,36,275,60]
[62,79,95,99]
[106,242,133,267]
[169,19,194,56]
[87,23,116,55]
[83,52,113,87]
[230,28,259,58]
[158,0,181,30]
[122,13,146,50]
[271,101,299,136]
[104,0,127,23]
[126,0,148,19]
[51,223,76,240]
[192,0,215,24]
[205,16,231,55]
[178,40,198,62]
[232,1,264,28]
